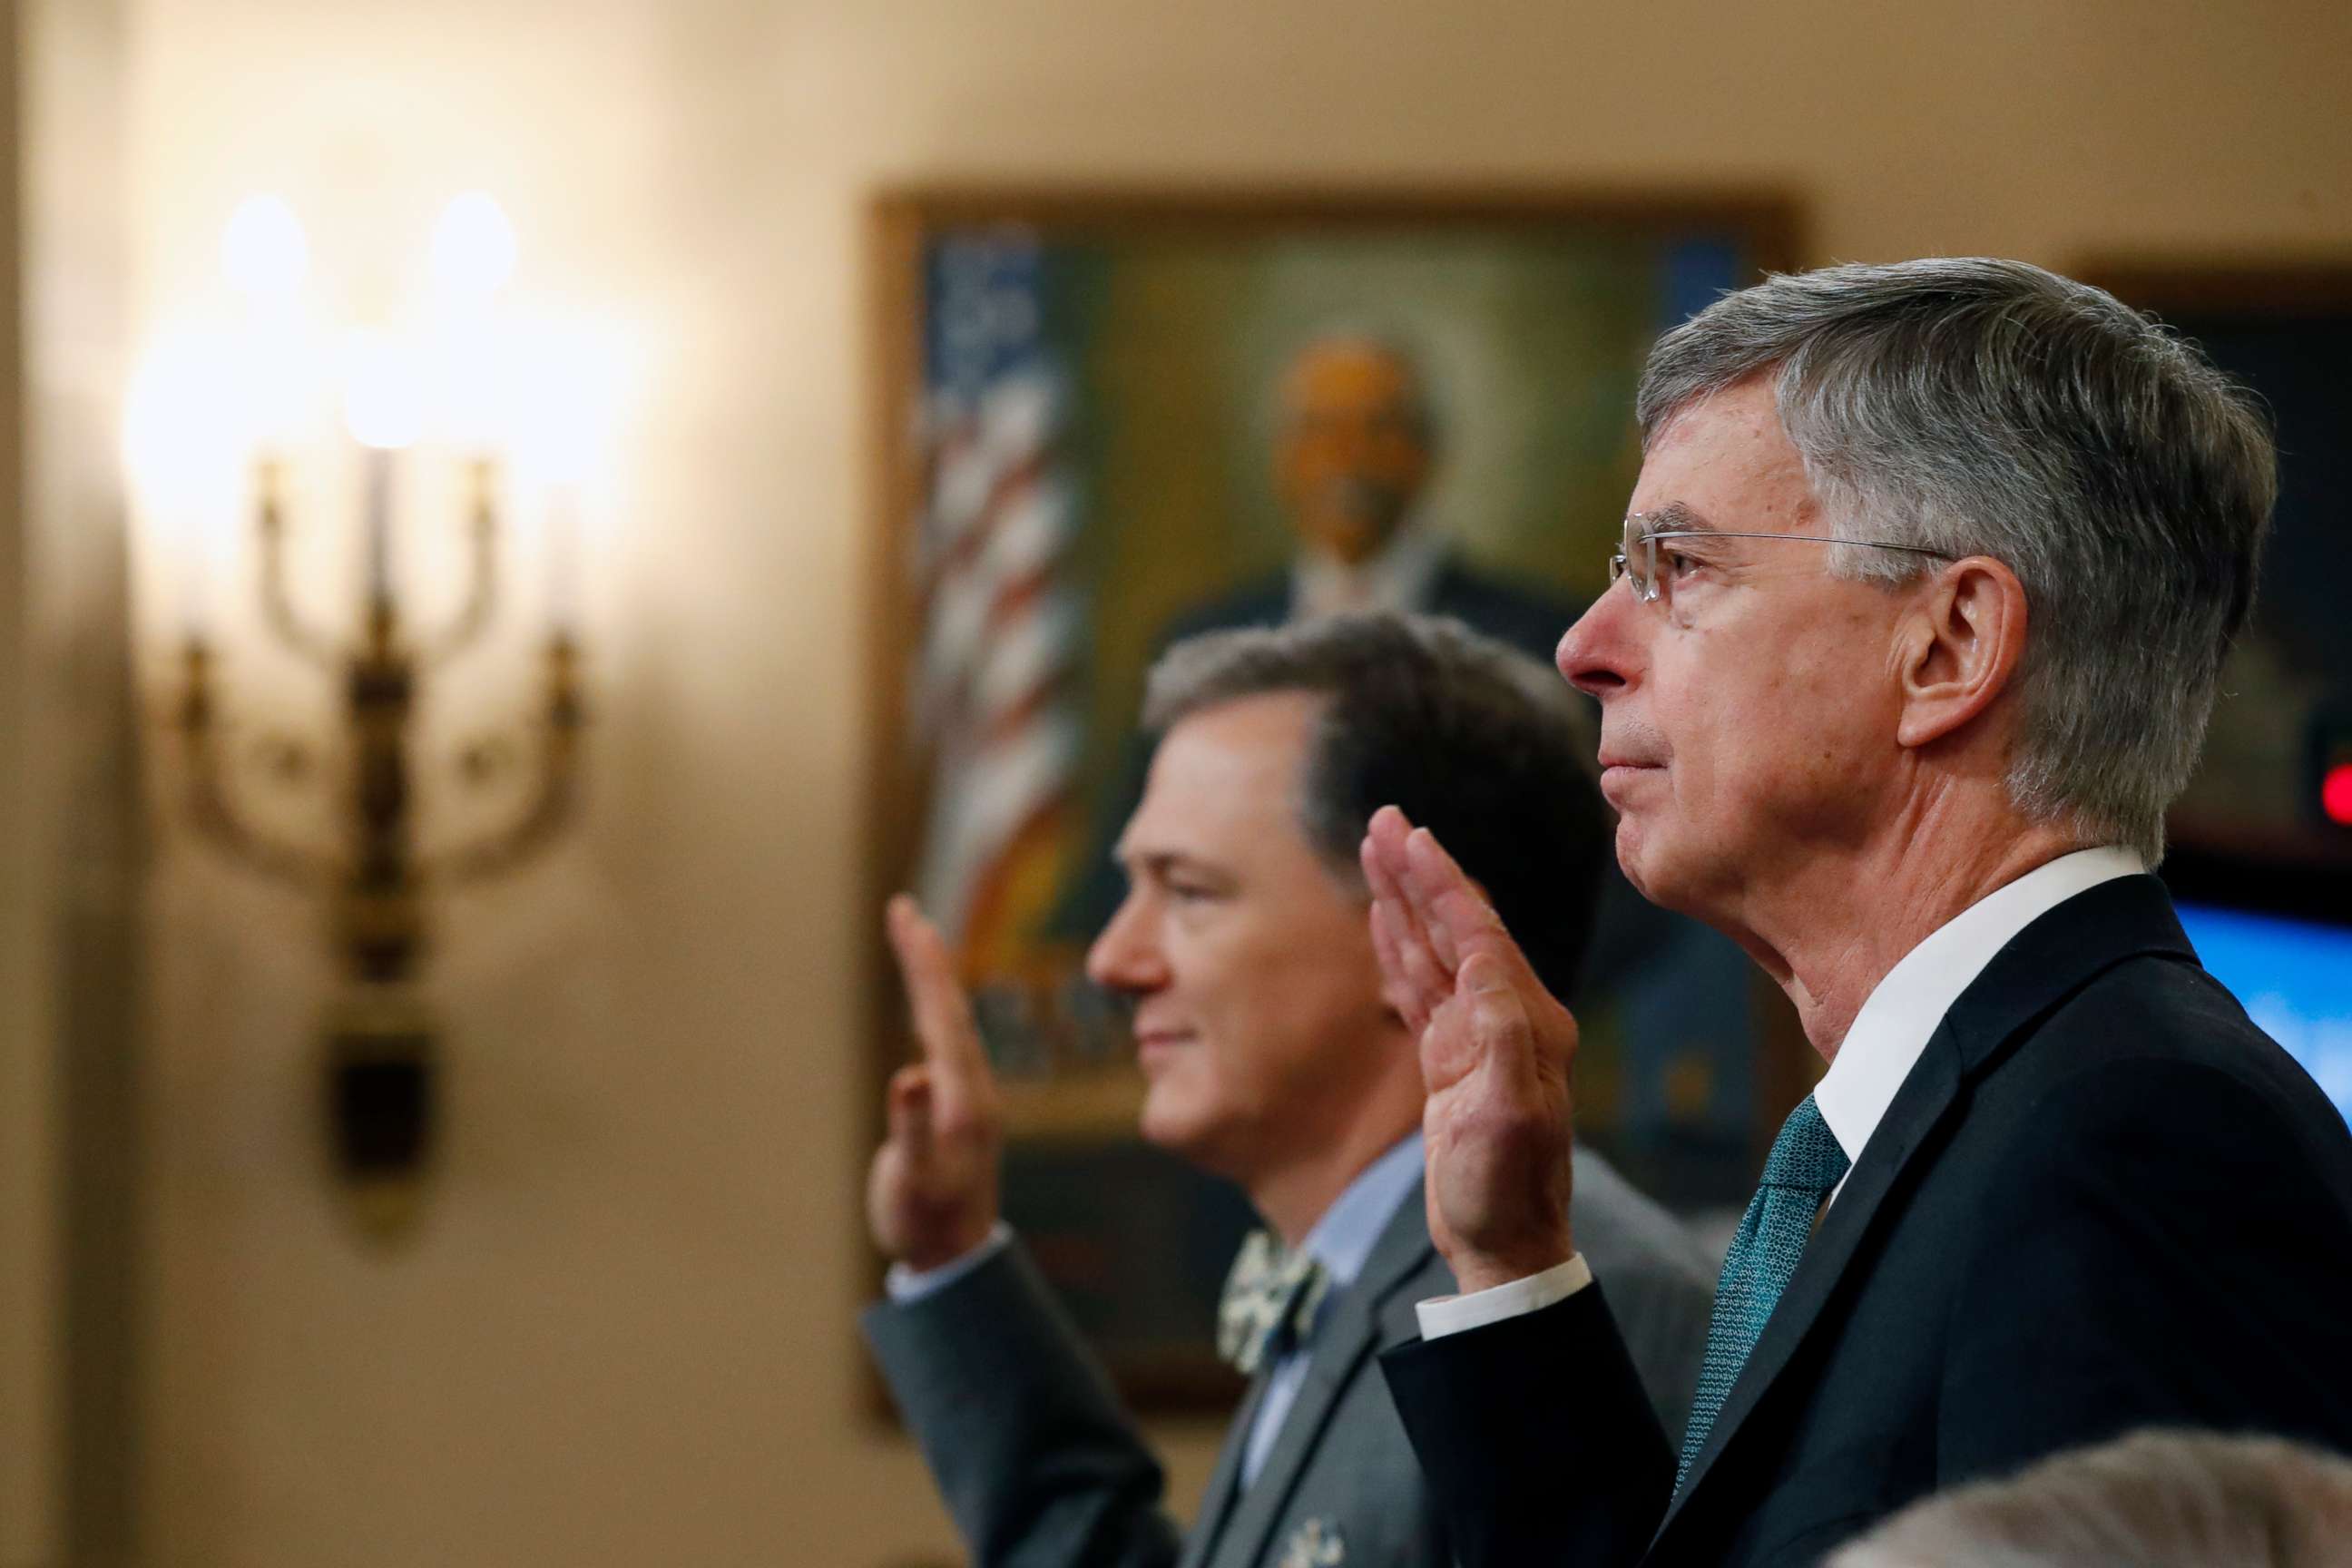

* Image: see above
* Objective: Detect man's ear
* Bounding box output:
[1896,556,2029,750]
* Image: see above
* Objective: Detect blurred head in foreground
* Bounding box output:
[1828,1429,2352,1568]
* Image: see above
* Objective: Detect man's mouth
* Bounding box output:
[1132,1027,1195,1066]
[1598,758,1663,803]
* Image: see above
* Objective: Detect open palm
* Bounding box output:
[1360,806,1581,1292]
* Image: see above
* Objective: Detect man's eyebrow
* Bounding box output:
[1636,501,1721,535]
[1113,847,1230,881]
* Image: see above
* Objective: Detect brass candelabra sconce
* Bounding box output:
[148,192,600,1242]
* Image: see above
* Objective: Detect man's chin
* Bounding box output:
[1134,1093,1195,1156]
[1304,514,1403,565]
[1136,1095,1231,1174]
[1617,835,1730,930]
[1613,820,1654,895]
[1615,826,1689,915]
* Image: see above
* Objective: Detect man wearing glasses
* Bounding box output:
[1358,259,2352,1566]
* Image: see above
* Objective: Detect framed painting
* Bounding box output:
[865,187,1804,1410]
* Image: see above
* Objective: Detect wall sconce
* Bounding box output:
[140,192,595,1242]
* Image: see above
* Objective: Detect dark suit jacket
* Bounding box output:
[1380,874,2352,1568]
[862,1154,1714,1568]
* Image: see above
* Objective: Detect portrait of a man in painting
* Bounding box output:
[871,191,1799,1396]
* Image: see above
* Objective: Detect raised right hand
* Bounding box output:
[866,895,1004,1271]
[1361,806,1582,1294]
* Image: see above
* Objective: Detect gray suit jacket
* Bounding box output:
[863,1149,1714,1568]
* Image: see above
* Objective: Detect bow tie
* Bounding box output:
[1218,1230,1330,1377]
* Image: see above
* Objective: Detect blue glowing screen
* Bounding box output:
[2175,901,2352,1124]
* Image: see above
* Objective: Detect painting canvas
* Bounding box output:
[867,189,1802,1406]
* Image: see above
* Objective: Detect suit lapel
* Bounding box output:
[1199,1181,1436,1568]
[1655,1033,1963,1535]
[1180,1377,1272,1568]
[1654,875,2200,1540]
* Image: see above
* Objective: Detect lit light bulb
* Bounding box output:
[507,319,631,485]
[220,194,309,302]
[123,328,246,495]
[341,329,426,450]
[123,328,245,633]
[429,192,517,298]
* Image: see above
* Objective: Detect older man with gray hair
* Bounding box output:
[1360,259,2352,1567]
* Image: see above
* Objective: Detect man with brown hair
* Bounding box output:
[865,612,1713,1568]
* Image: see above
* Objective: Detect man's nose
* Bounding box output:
[1557,581,1641,699]
[1084,892,1166,995]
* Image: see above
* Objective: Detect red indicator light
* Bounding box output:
[2326,764,2352,828]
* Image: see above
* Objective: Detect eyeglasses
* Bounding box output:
[1610,514,1952,610]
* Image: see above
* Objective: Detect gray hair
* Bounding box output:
[1828,1428,2352,1567]
[1639,258,2276,863]
[1142,612,1606,999]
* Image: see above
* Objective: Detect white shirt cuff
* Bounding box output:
[1415,1252,1593,1340]
[884,1220,1014,1305]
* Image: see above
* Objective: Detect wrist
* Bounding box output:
[899,1209,999,1273]
[886,1220,1014,1305]
[1449,1236,1576,1296]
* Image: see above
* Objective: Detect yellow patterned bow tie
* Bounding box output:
[1217,1230,1330,1377]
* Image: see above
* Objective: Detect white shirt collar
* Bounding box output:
[1296,1131,1425,1291]
[1289,525,1448,622]
[1812,847,2148,1172]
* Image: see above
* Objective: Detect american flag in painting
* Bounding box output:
[907,234,1083,964]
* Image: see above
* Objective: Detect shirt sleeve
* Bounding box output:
[1416,1252,1593,1340]
[883,1220,1015,1305]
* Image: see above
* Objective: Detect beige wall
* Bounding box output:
[9,0,139,1563]
[0,2,52,1559]
[102,0,2352,1564]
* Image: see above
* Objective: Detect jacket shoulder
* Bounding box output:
[1988,950,2350,1152]
[1929,969,2352,1467]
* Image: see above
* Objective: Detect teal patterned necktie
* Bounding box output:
[1217,1230,1329,1377]
[1675,1093,1850,1491]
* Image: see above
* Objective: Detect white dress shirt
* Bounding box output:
[887,1132,1428,1489]
[1416,847,2148,1340]
[1811,846,2145,1196]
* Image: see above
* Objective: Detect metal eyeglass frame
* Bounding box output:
[1610,516,1953,604]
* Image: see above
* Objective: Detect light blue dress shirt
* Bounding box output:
[1238,1132,1425,1487]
